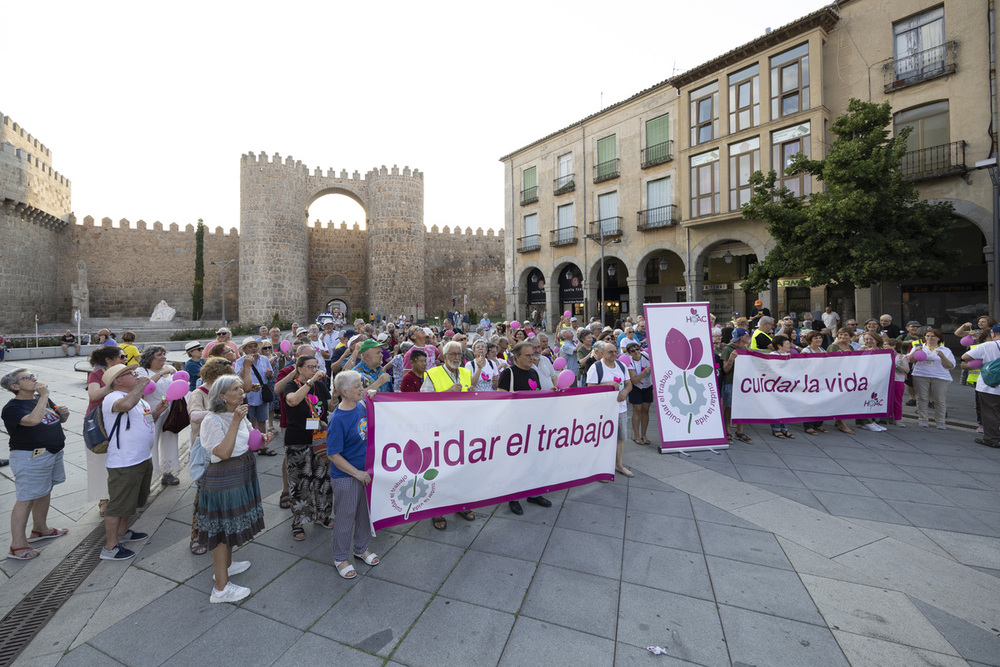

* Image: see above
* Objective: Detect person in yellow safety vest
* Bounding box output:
[962,340,984,433]
[749,317,775,351]
[418,341,475,531]
[420,341,472,393]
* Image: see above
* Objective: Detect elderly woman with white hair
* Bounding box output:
[136,345,181,486]
[197,375,264,603]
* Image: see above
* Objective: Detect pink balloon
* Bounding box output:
[563,310,571,318]
[961,335,975,347]
[556,369,575,389]
[510,321,520,330]
[247,428,262,452]
[618,352,631,367]
[173,370,190,383]
[967,358,983,369]
[164,380,188,401]
[912,349,928,362]
[552,357,567,371]
[280,340,291,353]
[142,381,157,395]
[308,394,318,405]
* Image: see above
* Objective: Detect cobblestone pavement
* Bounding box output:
[2,357,999,666]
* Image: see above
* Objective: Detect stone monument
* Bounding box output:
[150,300,176,321]
[71,260,89,318]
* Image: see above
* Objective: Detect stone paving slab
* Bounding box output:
[391,597,515,667]
[499,616,615,667]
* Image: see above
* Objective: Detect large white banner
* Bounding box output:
[644,302,728,453]
[731,349,894,423]
[365,388,618,530]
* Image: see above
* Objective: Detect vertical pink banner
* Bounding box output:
[643,302,728,453]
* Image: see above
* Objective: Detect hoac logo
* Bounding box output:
[685,307,708,324]
[863,391,884,407]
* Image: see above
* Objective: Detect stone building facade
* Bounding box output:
[0,112,505,332]
[501,0,997,331]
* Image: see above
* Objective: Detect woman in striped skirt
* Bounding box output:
[198,375,265,604]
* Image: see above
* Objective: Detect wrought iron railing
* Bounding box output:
[883,41,959,92]
[637,205,680,230]
[553,173,575,195]
[587,217,624,239]
[550,226,578,246]
[520,186,538,206]
[593,158,620,183]
[516,234,541,252]
[900,140,967,181]
[641,140,674,168]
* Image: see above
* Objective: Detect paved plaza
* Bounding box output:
[1,356,999,666]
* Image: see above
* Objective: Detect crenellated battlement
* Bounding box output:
[0,142,71,187]
[0,112,52,159]
[426,224,502,238]
[73,214,239,237]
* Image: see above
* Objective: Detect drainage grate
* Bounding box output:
[0,521,108,666]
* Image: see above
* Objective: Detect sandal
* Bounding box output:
[457,510,475,521]
[189,540,208,556]
[772,431,787,439]
[28,527,68,543]
[734,432,753,444]
[816,426,828,433]
[279,492,292,509]
[292,525,305,541]
[615,466,634,478]
[320,518,335,530]
[258,446,278,457]
[804,428,819,436]
[781,431,795,439]
[432,516,447,531]
[354,551,380,566]
[335,560,357,579]
[836,424,855,435]
[7,546,40,560]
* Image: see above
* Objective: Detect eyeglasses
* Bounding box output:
[16,374,36,382]
[118,354,127,359]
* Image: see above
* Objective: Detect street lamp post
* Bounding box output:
[210,254,237,326]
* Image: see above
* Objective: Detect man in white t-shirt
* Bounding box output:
[100,363,167,561]
[586,341,633,478]
[821,307,840,334]
[964,323,1000,449]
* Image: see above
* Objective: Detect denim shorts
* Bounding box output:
[722,383,733,407]
[9,449,65,501]
[246,403,270,423]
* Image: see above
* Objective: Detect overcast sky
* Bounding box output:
[2,0,831,233]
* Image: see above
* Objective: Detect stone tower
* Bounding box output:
[365,165,425,318]
[239,153,425,323]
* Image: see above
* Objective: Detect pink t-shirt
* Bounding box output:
[403,345,438,370]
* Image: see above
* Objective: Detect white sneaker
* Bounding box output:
[209,581,250,604]
[897,423,906,428]
[863,423,881,432]
[937,425,947,430]
[874,424,888,431]
[213,560,251,581]
[919,421,929,428]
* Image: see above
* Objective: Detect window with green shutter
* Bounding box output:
[521,167,538,205]
[643,114,671,167]
[595,136,618,182]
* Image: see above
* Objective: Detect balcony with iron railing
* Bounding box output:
[550,226,578,246]
[637,204,680,230]
[553,173,576,195]
[900,140,967,182]
[520,186,538,206]
[641,140,674,168]
[586,216,624,240]
[883,41,959,92]
[593,158,620,183]
[516,234,541,253]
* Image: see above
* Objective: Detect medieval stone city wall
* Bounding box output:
[1,112,506,332]
[424,225,506,320]
[65,216,240,322]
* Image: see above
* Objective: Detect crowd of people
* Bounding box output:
[3,305,996,601]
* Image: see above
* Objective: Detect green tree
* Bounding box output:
[191,219,205,320]
[740,98,959,293]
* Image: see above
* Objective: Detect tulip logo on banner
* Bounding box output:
[663,320,715,433]
[643,302,727,452]
[394,440,439,519]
